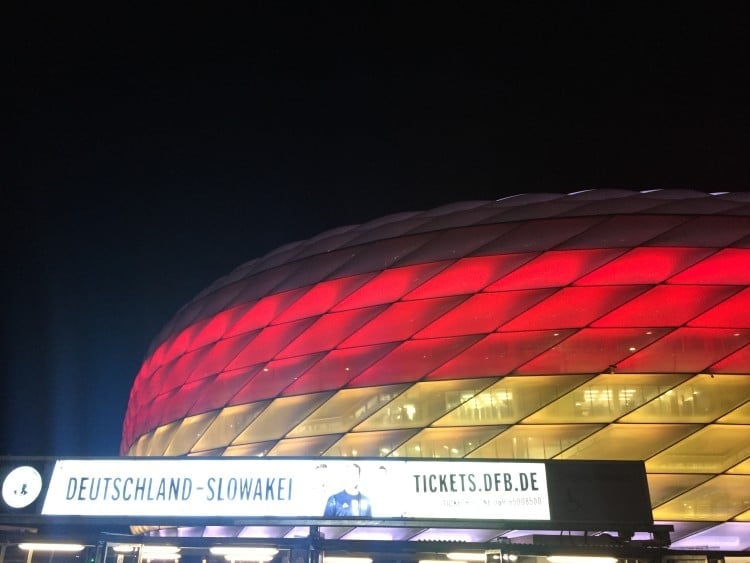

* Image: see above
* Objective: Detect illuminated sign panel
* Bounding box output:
[40,458,550,521]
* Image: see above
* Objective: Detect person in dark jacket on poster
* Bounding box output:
[323,463,372,517]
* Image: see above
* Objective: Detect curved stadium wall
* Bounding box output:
[122,189,750,546]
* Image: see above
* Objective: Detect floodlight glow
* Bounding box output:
[142,546,181,559]
[112,545,140,553]
[547,557,616,563]
[323,558,373,563]
[18,543,85,552]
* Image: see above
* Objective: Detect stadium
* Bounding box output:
[121,189,750,553]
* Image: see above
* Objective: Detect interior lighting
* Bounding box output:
[142,546,181,559]
[112,545,140,553]
[210,547,278,561]
[547,557,616,563]
[447,552,485,561]
[18,543,85,552]
[323,557,373,563]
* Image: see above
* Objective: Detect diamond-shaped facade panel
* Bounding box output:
[123,189,750,546]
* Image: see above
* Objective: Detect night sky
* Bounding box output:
[4,2,750,457]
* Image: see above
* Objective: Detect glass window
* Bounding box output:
[646,424,750,473]
[325,429,419,457]
[652,475,750,521]
[389,426,505,458]
[468,424,602,459]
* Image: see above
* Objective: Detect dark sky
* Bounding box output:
[4,2,750,457]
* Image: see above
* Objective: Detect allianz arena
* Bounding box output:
[122,189,750,550]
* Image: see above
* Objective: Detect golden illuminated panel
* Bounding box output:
[736,509,750,521]
[727,456,750,474]
[522,373,688,424]
[646,425,750,473]
[325,429,419,457]
[130,432,154,456]
[467,424,603,459]
[646,473,714,506]
[621,374,750,423]
[164,412,216,455]
[192,401,271,452]
[433,375,591,426]
[224,441,278,456]
[287,385,409,437]
[718,399,750,423]
[555,423,701,460]
[390,426,506,458]
[354,379,494,431]
[148,421,182,456]
[233,393,333,444]
[268,435,342,456]
[652,474,750,521]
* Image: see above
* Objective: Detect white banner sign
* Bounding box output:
[41,458,550,521]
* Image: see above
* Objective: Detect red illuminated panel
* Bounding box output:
[593,285,741,327]
[404,254,535,299]
[159,324,199,368]
[281,343,399,395]
[277,306,387,358]
[348,335,481,387]
[225,318,316,370]
[270,249,358,293]
[518,327,671,374]
[231,354,327,402]
[160,378,218,426]
[616,328,750,373]
[689,288,750,328]
[499,286,648,331]
[339,296,467,348]
[143,392,178,436]
[188,368,260,415]
[272,274,374,323]
[709,344,750,374]
[426,330,575,380]
[331,234,434,277]
[331,263,450,311]
[156,347,211,394]
[223,289,307,338]
[395,225,508,265]
[487,249,625,291]
[415,289,556,338]
[669,249,750,284]
[576,247,715,285]
[188,306,250,350]
[185,333,255,383]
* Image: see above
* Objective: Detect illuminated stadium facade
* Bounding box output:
[122,189,750,550]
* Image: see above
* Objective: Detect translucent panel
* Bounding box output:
[555,424,701,460]
[130,432,154,456]
[652,475,750,521]
[477,218,599,253]
[332,263,450,311]
[646,473,714,507]
[224,441,276,457]
[163,412,216,456]
[189,367,258,415]
[646,425,750,473]
[669,521,750,550]
[433,374,591,426]
[389,426,505,458]
[287,385,409,437]
[272,274,373,324]
[146,421,182,456]
[267,434,342,456]
[559,214,688,249]
[223,289,306,338]
[651,216,750,246]
[518,328,671,375]
[348,335,481,387]
[727,457,750,474]
[282,344,399,396]
[355,379,493,431]
[414,288,556,339]
[576,247,715,285]
[404,254,536,299]
[718,400,750,423]
[620,374,750,423]
[225,318,317,369]
[192,402,271,452]
[184,333,256,384]
[689,287,750,328]
[710,344,750,374]
[486,249,625,291]
[669,248,750,284]
[617,328,750,373]
[468,424,601,459]
[270,249,357,293]
[232,393,333,443]
[325,429,419,457]
[523,373,687,423]
[232,353,326,401]
[344,215,430,245]
[394,225,508,265]
[738,510,750,522]
[339,296,467,348]
[428,330,575,380]
[189,305,248,350]
[278,307,386,358]
[594,285,741,328]
[330,234,434,277]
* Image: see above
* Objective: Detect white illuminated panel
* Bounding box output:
[40,458,549,521]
